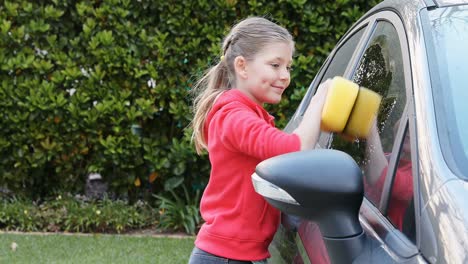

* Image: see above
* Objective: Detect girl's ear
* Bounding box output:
[234,56,248,79]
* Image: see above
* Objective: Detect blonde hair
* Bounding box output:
[191,17,294,154]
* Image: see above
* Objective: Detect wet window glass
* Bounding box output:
[277,25,368,264]
[329,21,407,208]
[388,125,415,242]
[321,26,366,81]
[316,27,366,148]
[288,26,367,146]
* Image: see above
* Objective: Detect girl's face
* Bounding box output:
[235,42,293,105]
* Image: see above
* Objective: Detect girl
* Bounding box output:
[189,17,330,264]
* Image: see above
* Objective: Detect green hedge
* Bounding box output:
[0,194,156,233]
[0,0,379,200]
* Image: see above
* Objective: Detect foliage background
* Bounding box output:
[0,0,380,201]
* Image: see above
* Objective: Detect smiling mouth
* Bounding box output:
[272,85,285,90]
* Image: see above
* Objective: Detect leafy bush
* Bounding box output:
[0,0,380,201]
[0,194,157,233]
[154,176,201,235]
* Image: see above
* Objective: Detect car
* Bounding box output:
[252,0,468,263]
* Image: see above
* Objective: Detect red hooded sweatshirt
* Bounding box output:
[195,89,301,261]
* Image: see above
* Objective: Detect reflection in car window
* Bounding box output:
[270,224,303,263]
[330,21,407,209]
[389,126,416,242]
[288,26,367,146]
[316,27,366,148]
[321,26,366,81]
[366,118,415,241]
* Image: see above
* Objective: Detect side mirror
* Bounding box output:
[252,149,366,263]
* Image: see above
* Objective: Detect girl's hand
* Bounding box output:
[302,79,331,121]
[294,79,332,150]
[310,78,331,111]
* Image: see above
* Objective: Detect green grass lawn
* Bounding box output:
[0,232,195,264]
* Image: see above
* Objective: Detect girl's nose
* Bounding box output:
[280,68,290,81]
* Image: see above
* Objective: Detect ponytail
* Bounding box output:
[191,60,231,154]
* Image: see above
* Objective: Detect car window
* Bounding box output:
[330,20,406,205]
[276,25,368,264]
[321,26,366,81]
[285,26,367,145]
[427,6,468,177]
[327,19,414,239]
[315,27,366,147]
[388,123,416,242]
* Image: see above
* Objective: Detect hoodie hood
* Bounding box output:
[204,89,275,142]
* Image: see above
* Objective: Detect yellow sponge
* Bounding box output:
[321,76,359,132]
[344,87,382,138]
[320,76,382,139]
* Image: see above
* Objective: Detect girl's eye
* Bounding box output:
[287,66,293,72]
[271,63,280,68]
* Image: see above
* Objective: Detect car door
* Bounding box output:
[271,18,370,264]
[274,10,428,264]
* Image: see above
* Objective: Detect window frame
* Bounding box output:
[285,9,424,263]
[315,10,421,258]
[343,11,421,258]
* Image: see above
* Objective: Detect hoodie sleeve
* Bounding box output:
[209,102,301,160]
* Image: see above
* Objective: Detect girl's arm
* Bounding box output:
[293,79,331,150]
[364,121,388,185]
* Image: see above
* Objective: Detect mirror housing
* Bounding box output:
[252,149,364,238]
